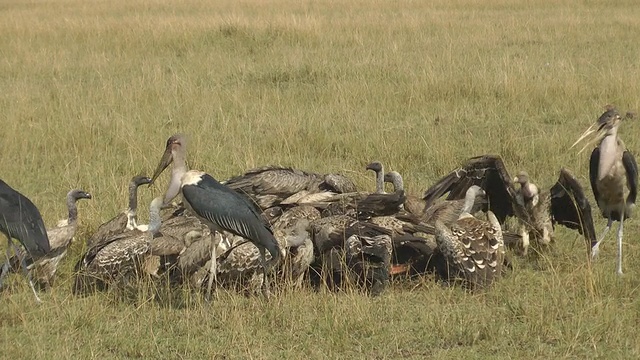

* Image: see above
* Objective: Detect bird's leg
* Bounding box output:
[616,213,625,276]
[258,247,271,299]
[205,232,221,302]
[520,225,529,256]
[591,217,613,260]
[9,240,41,303]
[0,240,14,289]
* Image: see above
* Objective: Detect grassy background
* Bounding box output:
[1,0,640,358]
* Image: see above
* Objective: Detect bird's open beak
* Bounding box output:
[570,123,603,154]
[150,147,173,185]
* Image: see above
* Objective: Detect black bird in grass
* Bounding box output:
[150,134,281,299]
[0,179,50,302]
[571,106,638,275]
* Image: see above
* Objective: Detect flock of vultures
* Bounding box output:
[0,107,636,302]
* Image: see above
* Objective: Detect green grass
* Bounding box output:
[1,0,640,357]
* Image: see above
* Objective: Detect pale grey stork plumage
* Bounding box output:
[0,179,50,302]
[150,134,281,299]
[572,107,638,275]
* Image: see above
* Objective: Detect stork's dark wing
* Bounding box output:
[182,173,278,256]
[422,155,517,223]
[0,180,50,259]
[550,168,597,246]
[622,151,638,206]
[588,148,600,203]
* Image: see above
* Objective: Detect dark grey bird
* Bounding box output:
[571,107,637,275]
[20,189,91,290]
[150,134,281,299]
[0,179,50,301]
[86,175,151,249]
[422,154,597,255]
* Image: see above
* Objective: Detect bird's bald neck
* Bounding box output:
[164,151,188,205]
[598,132,619,181]
[461,187,479,215]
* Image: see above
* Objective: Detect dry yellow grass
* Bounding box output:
[1,0,640,358]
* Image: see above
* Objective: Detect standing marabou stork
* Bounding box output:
[572,107,638,275]
[0,179,50,301]
[150,134,281,299]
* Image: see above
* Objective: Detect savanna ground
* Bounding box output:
[1,0,640,358]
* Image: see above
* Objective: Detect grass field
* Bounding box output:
[1,0,640,358]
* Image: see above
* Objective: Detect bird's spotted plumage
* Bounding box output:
[435,212,504,289]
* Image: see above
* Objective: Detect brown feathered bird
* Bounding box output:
[434,185,504,289]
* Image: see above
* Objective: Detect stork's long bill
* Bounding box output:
[150,145,174,185]
[570,122,608,154]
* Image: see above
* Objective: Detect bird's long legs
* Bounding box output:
[1,239,41,302]
[591,217,614,259]
[12,241,41,302]
[616,213,625,276]
[205,232,221,301]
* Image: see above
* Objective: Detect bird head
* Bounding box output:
[365,161,383,173]
[383,171,399,183]
[513,171,529,186]
[132,175,152,187]
[151,134,186,184]
[69,189,92,201]
[468,185,486,199]
[571,106,627,154]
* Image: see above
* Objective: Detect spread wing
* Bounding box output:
[550,168,597,246]
[422,155,518,223]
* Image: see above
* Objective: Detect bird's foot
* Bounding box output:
[617,269,624,277]
[591,245,600,260]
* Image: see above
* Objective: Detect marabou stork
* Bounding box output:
[0,179,50,302]
[571,107,638,275]
[150,134,281,299]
